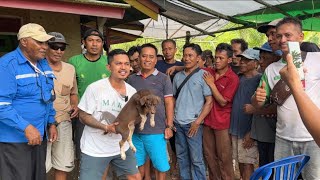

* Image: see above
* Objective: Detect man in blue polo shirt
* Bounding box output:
[173,43,213,180]
[0,23,57,180]
[127,43,174,180]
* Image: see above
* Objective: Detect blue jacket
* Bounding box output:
[0,47,56,143]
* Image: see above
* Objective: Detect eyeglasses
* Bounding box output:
[49,43,66,51]
[26,61,56,103]
[36,73,56,104]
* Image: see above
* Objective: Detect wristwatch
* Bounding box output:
[166,125,176,131]
[48,121,59,127]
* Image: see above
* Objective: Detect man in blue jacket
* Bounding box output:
[0,23,57,180]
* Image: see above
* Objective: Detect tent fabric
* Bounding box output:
[112,0,320,39]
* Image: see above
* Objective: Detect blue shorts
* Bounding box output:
[132,133,170,172]
[79,150,139,180]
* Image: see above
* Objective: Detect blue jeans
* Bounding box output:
[175,122,206,180]
[275,136,320,180]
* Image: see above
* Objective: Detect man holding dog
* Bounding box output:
[127,43,174,180]
[77,49,140,180]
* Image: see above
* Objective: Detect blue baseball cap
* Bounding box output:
[254,42,282,56]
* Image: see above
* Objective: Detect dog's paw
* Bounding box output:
[121,153,126,160]
[131,146,137,153]
[139,125,144,131]
[150,120,155,127]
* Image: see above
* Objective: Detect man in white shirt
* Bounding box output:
[78,49,140,180]
[253,17,320,179]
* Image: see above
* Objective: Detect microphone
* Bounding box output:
[125,96,128,102]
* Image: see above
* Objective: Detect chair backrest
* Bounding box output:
[250,154,310,180]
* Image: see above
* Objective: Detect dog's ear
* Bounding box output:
[132,93,140,104]
[154,96,161,105]
[140,96,148,106]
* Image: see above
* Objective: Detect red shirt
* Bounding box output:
[203,67,239,130]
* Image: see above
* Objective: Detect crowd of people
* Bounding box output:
[0,16,320,180]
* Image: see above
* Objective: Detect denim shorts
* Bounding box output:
[79,150,138,180]
[132,133,170,172]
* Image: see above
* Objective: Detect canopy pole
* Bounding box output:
[166,17,169,39]
[178,0,251,26]
[161,13,215,37]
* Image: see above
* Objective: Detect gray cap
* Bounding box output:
[48,32,68,44]
[237,48,260,60]
[257,18,282,33]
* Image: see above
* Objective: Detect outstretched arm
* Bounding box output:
[280,54,320,146]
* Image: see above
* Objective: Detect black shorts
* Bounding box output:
[0,141,47,180]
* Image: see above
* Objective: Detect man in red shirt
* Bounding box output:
[203,43,239,180]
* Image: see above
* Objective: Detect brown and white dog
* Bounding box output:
[101,89,161,160]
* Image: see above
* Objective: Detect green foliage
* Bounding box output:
[291,50,302,68]
[111,22,320,60]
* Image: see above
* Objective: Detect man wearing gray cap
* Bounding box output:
[230,48,261,180]
[0,23,57,180]
[45,32,78,180]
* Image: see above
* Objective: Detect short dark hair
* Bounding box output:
[107,49,128,65]
[162,39,176,48]
[183,43,202,56]
[157,54,164,60]
[276,17,302,32]
[215,43,233,58]
[230,38,248,52]
[127,46,141,57]
[139,43,158,55]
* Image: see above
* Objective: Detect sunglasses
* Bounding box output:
[49,43,66,51]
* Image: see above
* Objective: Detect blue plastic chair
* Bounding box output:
[250,154,310,180]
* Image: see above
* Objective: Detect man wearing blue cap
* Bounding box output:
[230,48,261,180]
